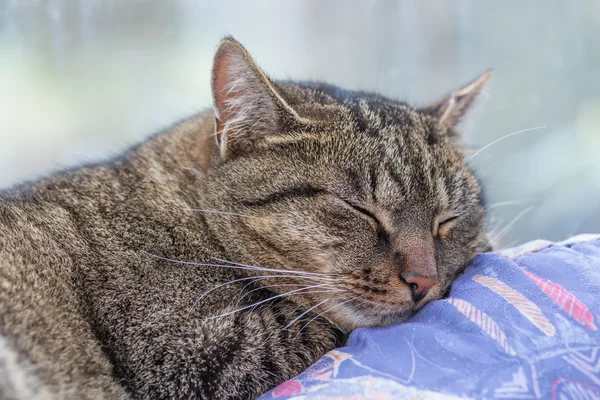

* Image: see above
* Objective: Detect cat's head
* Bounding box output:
[200,37,491,330]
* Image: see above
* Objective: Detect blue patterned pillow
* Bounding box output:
[259,236,600,399]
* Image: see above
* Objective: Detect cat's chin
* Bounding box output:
[321,283,450,330]
[341,309,416,331]
[322,299,417,331]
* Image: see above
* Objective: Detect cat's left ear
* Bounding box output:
[210,36,305,159]
[422,70,492,128]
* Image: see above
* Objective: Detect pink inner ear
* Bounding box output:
[210,39,298,155]
[213,53,235,142]
[212,48,262,144]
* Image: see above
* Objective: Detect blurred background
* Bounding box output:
[1,0,599,246]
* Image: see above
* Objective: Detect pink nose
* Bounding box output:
[401,272,438,301]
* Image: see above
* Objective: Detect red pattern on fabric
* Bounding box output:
[523,270,597,331]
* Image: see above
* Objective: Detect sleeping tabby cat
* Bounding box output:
[0,37,491,399]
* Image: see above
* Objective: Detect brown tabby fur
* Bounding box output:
[0,37,491,399]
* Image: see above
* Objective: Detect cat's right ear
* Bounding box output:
[422,70,492,129]
[209,36,305,161]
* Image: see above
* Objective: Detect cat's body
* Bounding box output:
[0,38,491,399]
[0,112,342,399]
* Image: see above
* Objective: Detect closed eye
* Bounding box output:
[436,214,460,241]
[439,215,459,226]
[340,200,389,249]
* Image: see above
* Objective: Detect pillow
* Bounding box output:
[259,235,600,399]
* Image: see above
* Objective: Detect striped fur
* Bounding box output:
[0,37,490,398]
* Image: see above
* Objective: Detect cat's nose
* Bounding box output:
[401,272,438,302]
[395,235,438,301]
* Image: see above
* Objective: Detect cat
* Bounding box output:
[0,36,491,399]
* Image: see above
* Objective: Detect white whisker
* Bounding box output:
[143,252,333,280]
[468,126,546,161]
[247,290,340,315]
[238,282,340,304]
[234,276,279,307]
[189,274,330,314]
[233,277,318,307]
[184,208,249,217]
[183,167,203,175]
[488,199,537,210]
[491,205,535,245]
[284,299,330,329]
[191,276,259,309]
[206,284,334,321]
[235,282,309,307]
[213,257,332,278]
[296,297,358,337]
